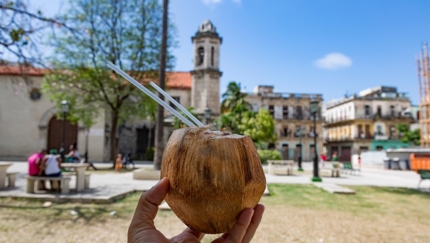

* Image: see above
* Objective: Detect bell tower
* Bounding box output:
[191,19,222,119]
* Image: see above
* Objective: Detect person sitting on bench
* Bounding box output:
[42,154,62,191]
[28,149,47,190]
[67,143,80,163]
[122,153,135,169]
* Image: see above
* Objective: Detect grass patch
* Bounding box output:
[1,184,430,242]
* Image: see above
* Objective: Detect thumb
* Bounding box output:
[130,177,170,229]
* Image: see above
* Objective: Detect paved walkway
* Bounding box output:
[0,161,427,203]
[265,162,424,188]
[0,162,158,203]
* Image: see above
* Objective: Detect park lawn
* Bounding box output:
[0,184,429,243]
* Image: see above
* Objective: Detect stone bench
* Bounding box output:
[84,174,90,189]
[331,163,341,177]
[268,160,294,175]
[26,176,71,194]
[62,172,91,189]
[6,172,19,187]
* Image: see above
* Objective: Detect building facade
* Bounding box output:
[0,20,222,162]
[0,66,106,161]
[191,19,222,118]
[324,86,414,161]
[246,85,324,162]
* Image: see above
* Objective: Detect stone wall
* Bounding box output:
[191,71,221,115]
[0,74,105,161]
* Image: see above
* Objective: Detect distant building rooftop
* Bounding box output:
[0,65,192,89]
[249,85,323,100]
[326,85,409,109]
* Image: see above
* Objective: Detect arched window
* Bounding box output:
[197,47,204,65]
[211,47,214,66]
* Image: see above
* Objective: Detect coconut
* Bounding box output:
[160,126,266,234]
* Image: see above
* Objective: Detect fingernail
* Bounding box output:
[157,177,167,184]
[149,177,166,190]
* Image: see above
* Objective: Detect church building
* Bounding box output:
[0,20,222,162]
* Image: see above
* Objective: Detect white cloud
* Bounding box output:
[202,0,222,5]
[314,52,352,70]
[201,0,240,5]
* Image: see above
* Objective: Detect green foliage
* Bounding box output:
[217,81,276,145]
[239,108,277,144]
[221,82,251,114]
[217,104,249,134]
[145,147,155,161]
[257,149,281,164]
[217,81,251,133]
[41,0,176,159]
[397,124,420,146]
[173,107,198,129]
[43,0,176,123]
[0,0,70,64]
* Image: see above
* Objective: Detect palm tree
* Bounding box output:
[221,82,251,114]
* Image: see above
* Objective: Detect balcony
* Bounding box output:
[248,92,323,100]
[325,113,413,124]
[276,114,322,121]
[326,133,404,142]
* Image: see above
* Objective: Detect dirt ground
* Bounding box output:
[1,184,429,243]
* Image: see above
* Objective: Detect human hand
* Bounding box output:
[128,177,265,243]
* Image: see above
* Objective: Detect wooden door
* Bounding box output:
[341,146,351,162]
[365,125,371,138]
[47,116,78,152]
[282,144,289,160]
[295,144,302,161]
[136,126,155,159]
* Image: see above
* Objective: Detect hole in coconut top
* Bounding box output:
[204,131,245,139]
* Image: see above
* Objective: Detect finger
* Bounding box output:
[242,204,265,243]
[224,208,254,243]
[172,227,205,242]
[131,177,170,224]
[182,228,205,240]
[211,233,229,243]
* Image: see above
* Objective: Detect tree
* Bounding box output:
[154,0,169,170]
[218,81,252,133]
[221,81,250,114]
[217,104,249,134]
[217,81,277,146]
[397,124,420,146]
[238,108,277,145]
[0,0,71,65]
[42,0,175,166]
[173,107,197,129]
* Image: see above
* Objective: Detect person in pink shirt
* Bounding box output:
[28,149,47,190]
[28,149,47,176]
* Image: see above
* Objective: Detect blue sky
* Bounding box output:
[31,0,430,104]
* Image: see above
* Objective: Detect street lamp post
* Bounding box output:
[60,100,70,162]
[85,126,89,163]
[296,126,305,171]
[310,100,322,182]
[204,106,211,125]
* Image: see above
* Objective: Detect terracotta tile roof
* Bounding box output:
[0,66,192,89]
[0,65,45,76]
[166,72,192,89]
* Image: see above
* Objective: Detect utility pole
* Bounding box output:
[154,0,169,170]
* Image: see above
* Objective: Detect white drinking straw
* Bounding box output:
[150,82,204,127]
[107,62,196,127]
